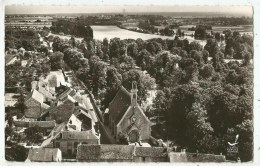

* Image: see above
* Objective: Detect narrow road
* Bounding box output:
[65,65,116,144]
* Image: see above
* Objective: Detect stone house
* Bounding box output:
[134,147,168,162]
[24,90,50,119]
[76,144,135,162]
[107,82,151,143]
[167,152,226,162]
[53,130,100,158]
[26,148,62,162]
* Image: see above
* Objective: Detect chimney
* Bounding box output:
[131,81,138,107]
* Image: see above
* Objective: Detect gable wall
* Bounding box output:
[117,106,151,141]
[25,98,42,119]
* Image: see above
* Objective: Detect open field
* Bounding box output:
[91,25,176,40]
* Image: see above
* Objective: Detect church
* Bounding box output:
[105,82,151,143]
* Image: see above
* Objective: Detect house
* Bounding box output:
[24,90,50,119]
[53,130,100,158]
[167,152,226,162]
[107,82,151,143]
[49,95,89,124]
[49,95,76,123]
[66,114,82,131]
[76,144,135,162]
[26,148,62,162]
[44,70,71,93]
[4,93,18,107]
[134,147,168,162]
[40,113,100,158]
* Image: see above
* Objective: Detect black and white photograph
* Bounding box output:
[2,0,259,164]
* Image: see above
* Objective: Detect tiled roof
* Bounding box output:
[109,86,131,124]
[25,90,44,104]
[61,130,99,140]
[77,144,135,160]
[74,109,92,121]
[135,147,168,158]
[168,152,226,162]
[57,87,76,101]
[28,120,56,128]
[27,148,60,162]
[13,120,29,127]
[13,120,55,129]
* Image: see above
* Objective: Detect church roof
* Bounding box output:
[109,86,131,124]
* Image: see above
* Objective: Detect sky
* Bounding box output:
[5,5,253,17]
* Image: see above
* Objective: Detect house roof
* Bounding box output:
[38,86,56,100]
[13,120,55,129]
[74,109,93,122]
[168,152,226,162]
[61,130,99,140]
[27,148,60,162]
[41,103,50,110]
[57,88,76,101]
[109,86,131,124]
[77,144,135,160]
[28,120,56,129]
[82,95,94,110]
[135,147,168,158]
[25,90,44,104]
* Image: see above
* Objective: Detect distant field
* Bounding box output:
[91,26,176,40]
[49,26,206,46]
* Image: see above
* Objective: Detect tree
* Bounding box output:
[101,66,122,110]
[24,126,44,144]
[127,42,139,59]
[122,69,155,103]
[179,58,199,83]
[119,54,136,73]
[152,90,168,117]
[195,27,206,39]
[109,38,126,59]
[215,32,221,41]
[70,36,76,48]
[199,64,214,79]
[186,103,214,152]
[89,55,107,97]
[204,38,219,57]
[177,28,182,37]
[235,120,253,161]
[5,144,29,161]
[136,49,152,69]
[15,90,27,118]
[189,41,203,52]
[167,83,200,146]
[202,50,209,63]
[49,51,64,70]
